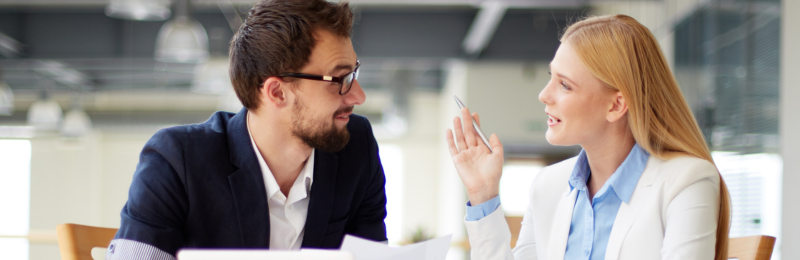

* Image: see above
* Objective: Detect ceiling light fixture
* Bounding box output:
[192,58,231,94]
[462,0,508,56]
[155,0,209,63]
[106,0,171,21]
[61,108,92,138]
[27,92,63,131]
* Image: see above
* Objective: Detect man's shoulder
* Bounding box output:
[153,111,236,142]
[142,111,238,162]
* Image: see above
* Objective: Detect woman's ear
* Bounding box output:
[260,77,290,108]
[607,91,628,123]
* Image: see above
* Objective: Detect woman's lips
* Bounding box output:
[547,114,561,126]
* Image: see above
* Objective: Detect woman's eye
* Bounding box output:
[561,81,571,90]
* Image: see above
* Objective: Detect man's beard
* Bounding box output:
[291,97,352,153]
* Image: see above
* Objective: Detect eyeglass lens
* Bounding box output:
[341,69,358,95]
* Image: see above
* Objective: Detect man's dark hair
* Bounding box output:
[229,0,354,110]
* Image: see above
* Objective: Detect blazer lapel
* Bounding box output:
[226,108,271,248]
[604,157,662,260]
[547,187,578,260]
[301,150,338,248]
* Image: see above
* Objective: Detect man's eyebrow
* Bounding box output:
[328,64,354,76]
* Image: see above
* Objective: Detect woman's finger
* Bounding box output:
[470,112,493,153]
[445,129,460,156]
[453,117,468,152]
[461,107,478,148]
[489,133,504,157]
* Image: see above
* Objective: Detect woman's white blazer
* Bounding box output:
[464,155,721,260]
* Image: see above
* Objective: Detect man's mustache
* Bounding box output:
[334,106,354,117]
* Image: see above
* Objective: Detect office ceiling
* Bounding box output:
[0,0,596,94]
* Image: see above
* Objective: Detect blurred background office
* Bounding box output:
[0,0,795,259]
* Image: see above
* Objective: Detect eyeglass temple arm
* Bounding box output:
[280,73,343,82]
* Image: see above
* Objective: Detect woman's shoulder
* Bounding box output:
[651,153,720,192]
[531,156,579,190]
[656,154,718,175]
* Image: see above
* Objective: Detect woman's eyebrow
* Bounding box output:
[549,63,579,87]
[556,72,580,88]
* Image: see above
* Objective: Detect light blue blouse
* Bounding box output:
[466,144,649,260]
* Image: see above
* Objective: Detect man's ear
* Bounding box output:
[260,77,290,108]
[607,91,628,123]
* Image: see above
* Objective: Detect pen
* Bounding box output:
[454,95,493,153]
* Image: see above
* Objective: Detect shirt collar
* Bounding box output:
[568,143,650,203]
[568,149,591,192]
[246,112,315,201]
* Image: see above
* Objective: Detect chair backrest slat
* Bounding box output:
[56,223,119,260]
[728,235,776,260]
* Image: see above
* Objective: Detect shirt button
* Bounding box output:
[584,249,590,255]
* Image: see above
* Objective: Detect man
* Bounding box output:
[106,0,387,258]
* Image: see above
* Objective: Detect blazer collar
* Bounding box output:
[568,144,650,204]
[604,156,663,260]
[548,154,661,260]
[228,108,258,170]
[301,149,338,248]
[225,107,341,248]
[226,108,271,248]
[547,187,578,260]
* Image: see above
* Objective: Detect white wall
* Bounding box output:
[373,91,443,243]
[25,129,157,260]
[780,0,799,258]
[461,61,551,145]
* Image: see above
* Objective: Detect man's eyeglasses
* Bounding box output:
[279,61,360,95]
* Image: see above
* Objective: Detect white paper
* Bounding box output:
[340,234,452,260]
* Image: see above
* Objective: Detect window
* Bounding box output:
[379,145,403,245]
[674,1,782,258]
[500,160,544,216]
[0,140,32,260]
[713,152,782,258]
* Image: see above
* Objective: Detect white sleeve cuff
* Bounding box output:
[106,239,176,260]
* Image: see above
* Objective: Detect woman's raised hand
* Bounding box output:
[446,107,504,205]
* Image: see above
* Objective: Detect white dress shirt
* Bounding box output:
[247,113,315,250]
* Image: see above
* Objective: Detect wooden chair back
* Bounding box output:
[506,216,523,248]
[56,223,118,260]
[728,235,776,260]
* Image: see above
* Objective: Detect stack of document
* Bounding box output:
[340,234,452,260]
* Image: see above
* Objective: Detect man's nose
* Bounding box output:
[344,79,366,106]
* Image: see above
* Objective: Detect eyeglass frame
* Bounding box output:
[278,61,360,95]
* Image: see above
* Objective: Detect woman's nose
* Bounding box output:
[539,82,551,105]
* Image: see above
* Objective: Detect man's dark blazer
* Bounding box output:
[113,108,387,256]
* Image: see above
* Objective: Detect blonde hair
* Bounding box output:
[561,14,731,260]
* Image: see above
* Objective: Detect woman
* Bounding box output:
[446,15,730,260]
